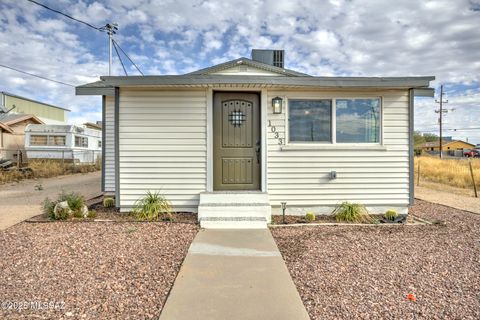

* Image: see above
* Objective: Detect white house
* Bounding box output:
[76,49,434,228]
[25,124,102,164]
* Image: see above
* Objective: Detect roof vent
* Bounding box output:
[251,49,284,68]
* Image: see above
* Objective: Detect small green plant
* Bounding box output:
[87,210,97,219]
[305,212,316,222]
[58,191,84,216]
[73,210,83,218]
[133,191,172,221]
[103,197,115,208]
[384,209,398,221]
[42,197,56,220]
[332,202,373,223]
[55,206,71,220]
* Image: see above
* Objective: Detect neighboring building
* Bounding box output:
[1,91,70,124]
[84,121,102,131]
[421,140,475,152]
[76,49,435,228]
[24,124,102,164]
[0,113,44,162]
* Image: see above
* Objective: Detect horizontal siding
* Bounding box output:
[267,89,410,210]
[118,89,207,209]
[104,96,115,192]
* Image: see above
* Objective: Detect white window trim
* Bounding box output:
[284,96,384,150]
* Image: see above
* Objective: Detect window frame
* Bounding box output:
[30,134,66,147]
[74,135,89,148]
[285,96,383,147]
[287,98,333,144]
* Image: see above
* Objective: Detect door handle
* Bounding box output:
[255,140,261,164]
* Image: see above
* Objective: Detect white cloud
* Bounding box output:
[0,0,478,141]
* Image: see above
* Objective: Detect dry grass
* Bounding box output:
[0,159,101,184]
[415,155,480,190]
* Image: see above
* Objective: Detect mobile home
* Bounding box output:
[25,124,102,164]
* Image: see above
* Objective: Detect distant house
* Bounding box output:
[1,91,70,124]
[0,113,44,162]
[76,49,435,228]
[83,121,102,131]
[24,124,102,164]
[421,140,475,152]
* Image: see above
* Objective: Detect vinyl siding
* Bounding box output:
[104,96,115,193]
[118,89,207,210]
[267,89,410,212]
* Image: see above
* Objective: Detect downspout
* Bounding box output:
[408,89,415,206]
[114,87,120,207]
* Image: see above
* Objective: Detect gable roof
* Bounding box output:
[187,57,310,77]
[0,113,44,125]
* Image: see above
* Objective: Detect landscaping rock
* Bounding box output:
[80,205,89,218]
[0,222,198,319]
[271,200,480,320]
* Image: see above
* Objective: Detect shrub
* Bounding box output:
[133,191,172,221]
[384,209,398,221]
[87,210,97,219]
[305,212,316,222]
[332,202,373,223]
[58,191,84,215]
[103,197,115,208]
[42,197,56,220]
[54,205,71,220]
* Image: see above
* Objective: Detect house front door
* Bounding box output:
[213,92,260,190]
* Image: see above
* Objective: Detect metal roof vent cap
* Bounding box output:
[251,49,284,68]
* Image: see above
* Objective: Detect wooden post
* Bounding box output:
[469,160,478,198]
[417,161,421,187]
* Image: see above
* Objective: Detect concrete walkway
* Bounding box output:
[0,171,101,230]
[159,229,310,320]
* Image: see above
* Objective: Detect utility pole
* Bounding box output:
[435,85,448,159]
[101,23,118,76]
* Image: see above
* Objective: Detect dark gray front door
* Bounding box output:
[213,92,260,190]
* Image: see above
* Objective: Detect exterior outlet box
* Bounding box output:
[330,171,337,179]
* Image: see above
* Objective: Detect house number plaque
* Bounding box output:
[268,120,283,145]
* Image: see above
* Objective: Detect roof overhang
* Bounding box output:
[76,75,435,96]
[0,122,14,133]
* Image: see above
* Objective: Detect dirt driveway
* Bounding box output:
[415,183,480,214]
[0,171,101,230]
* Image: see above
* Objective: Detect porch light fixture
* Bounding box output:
[281,202,287,224]
[272,97,283,114]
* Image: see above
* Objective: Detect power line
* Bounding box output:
[26,0,144,76]
[112,41,128,76]
[0,64,75,87]
[26,0,102,31]
[112,39,144,75]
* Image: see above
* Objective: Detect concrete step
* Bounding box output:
[199,191,269,205]
[198,192,271,229]
[199,217,268,229]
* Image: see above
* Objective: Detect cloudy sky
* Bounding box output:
[1,0,479,143]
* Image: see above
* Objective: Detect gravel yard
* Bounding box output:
[271,200,480,320]
[0,222,198,319]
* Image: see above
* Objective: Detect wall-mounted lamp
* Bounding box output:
[272,96,283,114]
[281,202,287,224]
